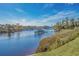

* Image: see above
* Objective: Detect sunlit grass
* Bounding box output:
[34,37,79,56]
[33,28,79,56]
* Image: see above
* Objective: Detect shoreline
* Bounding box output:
[33,28,79,55]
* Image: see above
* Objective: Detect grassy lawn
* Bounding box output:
[33,36,79,56]
[35,28,79,52]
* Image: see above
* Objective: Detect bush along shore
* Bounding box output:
[33,17,79,56]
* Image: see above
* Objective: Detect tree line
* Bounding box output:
[53,17,79,31]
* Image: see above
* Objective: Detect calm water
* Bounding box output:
[0,29,54,56]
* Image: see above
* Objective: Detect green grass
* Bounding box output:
[35,29,79,53]
[33,28,79,56]
[33,36,79,56]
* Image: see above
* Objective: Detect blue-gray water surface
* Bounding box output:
[0,29,54,56]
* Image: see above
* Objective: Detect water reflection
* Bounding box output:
[6,31,21,40]
[0,30,54,55]
[34,32,45,39]
[16,32,20,40]
[7,33,11,40]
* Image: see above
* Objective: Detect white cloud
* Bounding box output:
[34,10,79,26]
[65,3,75,6]
[41,10,78,23]
[42,4,54,10]
[1,10,78,26]
[4,18,42,26]
[15,8,25,13]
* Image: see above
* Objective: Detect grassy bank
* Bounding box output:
[34,36,79,56]
[33,28,79,56]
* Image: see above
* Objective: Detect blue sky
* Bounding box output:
[0,3,79,26]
